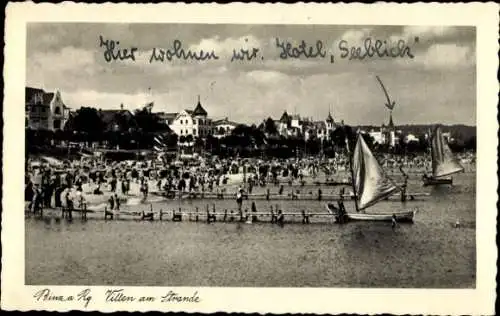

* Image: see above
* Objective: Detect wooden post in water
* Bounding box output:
[81,203,87,220]
[104,206,114,220]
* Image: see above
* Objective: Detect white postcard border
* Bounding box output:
[2,2,498,314]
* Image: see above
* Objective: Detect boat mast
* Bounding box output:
[428,127,433,176]
[346,132,360,213]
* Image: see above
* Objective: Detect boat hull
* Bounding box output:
[325,203,415,223]
[422,176,452,186]
[313,181,350,186]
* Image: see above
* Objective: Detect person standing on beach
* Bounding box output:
[108,195,115,210]
[399,165,409,203]
[114,193,120,211]
[121,178,127,195]
[236,188,243,213]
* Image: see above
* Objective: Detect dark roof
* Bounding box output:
[26,87,70,109]
[157,112,178,120]
[185,109,194,115]
[26,87,45,104]
[192,101,207,116]
[43,93,55,105]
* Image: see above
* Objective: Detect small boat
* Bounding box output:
[325,133,416,223]
[325,203,415,222]
[313,180,350,186]
[422,126,463,186]
[422,174,452,186]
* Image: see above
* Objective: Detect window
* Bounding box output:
[180,130,183,135]
[53,119,61,129]
[180,120,183,124]
[193,129,196,135]
[54,107,61,115]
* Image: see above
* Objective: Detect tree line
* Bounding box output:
[26,108,476,159]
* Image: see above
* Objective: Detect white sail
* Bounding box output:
[430,126,464,178]
[352,134,399,210]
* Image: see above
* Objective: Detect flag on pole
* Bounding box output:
[154,136,164,148]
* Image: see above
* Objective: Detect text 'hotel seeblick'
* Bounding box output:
[99,35,416,64]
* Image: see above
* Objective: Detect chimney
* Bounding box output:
[120,103,124,110]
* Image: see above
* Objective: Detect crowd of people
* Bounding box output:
[24,150,476,214]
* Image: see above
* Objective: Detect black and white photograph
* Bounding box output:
[23,21,478,287]
[2,2,497,315]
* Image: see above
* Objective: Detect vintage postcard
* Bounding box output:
[2,2,498,315]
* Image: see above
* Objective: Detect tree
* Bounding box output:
[330,125,355,151]
[66,107,104,144]
[264,117,278,135]
[155,132,177,152]
[134,109,169,133]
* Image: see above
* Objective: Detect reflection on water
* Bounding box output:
[26,174,475,287]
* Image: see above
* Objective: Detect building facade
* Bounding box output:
[213,117,239,138]
[25,87,71,131]
[167,98,213,139]
[277,110,337,141]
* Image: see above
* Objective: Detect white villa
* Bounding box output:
[276,110,338,141]
[165,97,213,139]
[213,117,239,138]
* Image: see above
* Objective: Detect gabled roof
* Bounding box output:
[26,87,45,104]
[192,101,207,116]
[26,87,54,107]
[26,87,70,109]
[213,117,239,126]
[43,93,55,105]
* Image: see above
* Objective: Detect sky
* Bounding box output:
[26,24,476,126]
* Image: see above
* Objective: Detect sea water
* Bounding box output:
[25,173,475,287]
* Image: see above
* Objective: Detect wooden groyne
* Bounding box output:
[27,206,334,224]
[151,190,429,201]
[26,202,419,225]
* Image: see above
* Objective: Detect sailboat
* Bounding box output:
[325,134,415,222]
[422,126,464,186]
